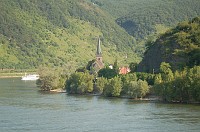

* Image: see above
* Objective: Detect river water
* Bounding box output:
[0,78,200,132]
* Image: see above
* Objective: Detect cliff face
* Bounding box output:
[137,39,188,73]
[137,17,200,73]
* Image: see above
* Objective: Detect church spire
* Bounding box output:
[93,37,104,71]
[96,37,102,55]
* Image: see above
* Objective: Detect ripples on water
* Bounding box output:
[0,78,200,132]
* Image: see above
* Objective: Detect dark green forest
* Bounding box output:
[137,17,200,72]
[89,0,200,39]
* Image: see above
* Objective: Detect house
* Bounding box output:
[119,66,130,74]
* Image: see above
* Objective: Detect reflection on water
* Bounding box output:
[0,78,200,132]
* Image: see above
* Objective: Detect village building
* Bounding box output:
[119,66,130,74]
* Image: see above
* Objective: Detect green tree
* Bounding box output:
[95,77,107,94]
[37,67,67,91]
[113,59,119,74]
[160,62,174,82]
[154,73,162,85]
[98,67,117,79]
[103,76,122,97]
[65,72,94,94]
[120,73,137,95]
[137,79,149,98]
[127,81,138,98]
[129,62,137,73]
[127,79,149,98]
[154,66,200,102]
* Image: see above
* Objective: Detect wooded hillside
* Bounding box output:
[0,0,139,69]
[137,17,200,73]
[89,0,200,39]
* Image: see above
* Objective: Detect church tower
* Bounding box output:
[92,37,104,71]
[96,37,103,63]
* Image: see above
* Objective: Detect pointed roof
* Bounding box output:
[96,37,102,55]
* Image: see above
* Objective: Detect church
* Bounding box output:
[92,37,104,72]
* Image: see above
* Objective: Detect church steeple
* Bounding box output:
[94,37,104,70]
[96,37,102,56]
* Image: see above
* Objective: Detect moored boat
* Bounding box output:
[21,74,39,81]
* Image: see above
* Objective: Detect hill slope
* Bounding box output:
[89,0,200,39]
[0,0,139,69]
[137,17,200,73]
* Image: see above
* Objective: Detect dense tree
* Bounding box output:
[98,67,118,79]
[137,17,200,72]
[127,81,138,98]
[129,62,137,73]
[127,80,149,99]
[154,65,200,102]
[65,72,94,94]
[136,72,155,85]
[160,62,174,82]
[120,73,137,95]
[154,73,162,84]
[103,76,122,97]
[86,59,96,71]
[95,77,107,94]
[113,59,119,74]
[37,67,67,91]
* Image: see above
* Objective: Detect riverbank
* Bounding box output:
[0,73,24,78]
[0,70,37,78]
[54,92,200,104]
[0,76,21,78]
[50,88,67,93]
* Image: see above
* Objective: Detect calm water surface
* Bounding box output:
[0,78,200,132]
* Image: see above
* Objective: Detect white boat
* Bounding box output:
[21,74,39,81]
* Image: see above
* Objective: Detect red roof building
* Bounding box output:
[119,66,130,74]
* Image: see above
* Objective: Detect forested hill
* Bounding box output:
[137,17,200,73]
[89,0,200,39]
[0,0,139,69]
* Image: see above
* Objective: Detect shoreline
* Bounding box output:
[51,92,200,104]
[0,72,37,79]
[0,76,21,78]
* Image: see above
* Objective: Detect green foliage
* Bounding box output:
[154,73,162,85]
[120,74,149,99]
[129,62,137,73]
[65,66,150,98]
[95,77,107,93]
[127,81,138,98]
[113,59,119,74]
[86,59,96,71]
[136,72,155,85]
[37,67,67,91]
[160,62,174,82]
[76,67,87,73]
[0,0,140,69]
[103,76,122,97]
[137,17,200,72]
[90,0,200,39]
[154,66,200,102]
[188,48,200,67]
[120,73,137,95]
[98,67,118,79]
[65,72,94,94]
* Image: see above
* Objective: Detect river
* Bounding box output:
[0,78,200,132]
